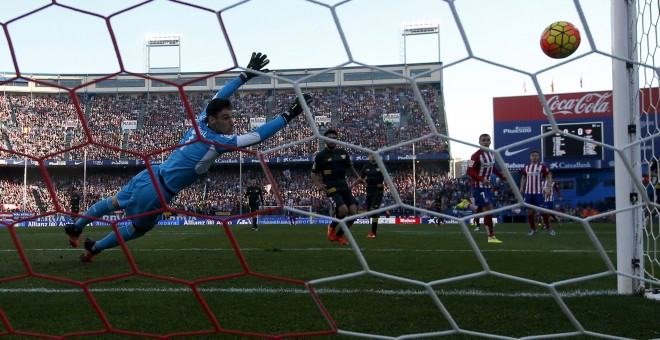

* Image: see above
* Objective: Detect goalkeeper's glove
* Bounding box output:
[239,52,270,82]
[281,93,313,123]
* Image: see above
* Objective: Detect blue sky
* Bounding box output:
[0,0,613,160]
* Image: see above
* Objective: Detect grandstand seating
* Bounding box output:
[0,84,446,161]
[0,83,537,217]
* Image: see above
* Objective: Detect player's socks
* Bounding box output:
[94,224,144,251]
[371,217,378,234]
[74,197,116,230]
[485,215,494,237]
[527,214,537,231]
[542,214,550,229]
[336,220,355,237]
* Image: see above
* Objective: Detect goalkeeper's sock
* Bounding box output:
[75,197,116,230]
[94,224,143,251]
[371,218,378,233]
[485,215,494,237]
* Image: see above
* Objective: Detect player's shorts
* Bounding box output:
[471,187,494,208]
[543,201,555,210]
[524,193,545,208]
[115,165,176,232]
[365,190,384,210]
[249,204,260,213]
[328,189,357,210]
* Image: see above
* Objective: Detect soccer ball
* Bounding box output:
[540,21,581,59]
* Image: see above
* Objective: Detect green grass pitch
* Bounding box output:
[1,222,659,339]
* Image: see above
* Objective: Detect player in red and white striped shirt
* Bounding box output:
[466,134,505,243]
[541,180,562,228]
[520,150,554,235]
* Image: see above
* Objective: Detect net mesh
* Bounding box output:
[1,1,659,339]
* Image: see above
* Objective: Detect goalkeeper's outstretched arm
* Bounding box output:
[213,52,270,100]
[233,94,314,149]
[197,52,270,121]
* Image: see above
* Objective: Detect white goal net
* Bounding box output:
[2,1,660,339]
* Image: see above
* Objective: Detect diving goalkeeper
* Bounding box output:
[65,52,313,262]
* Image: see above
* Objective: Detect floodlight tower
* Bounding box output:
[145,34,182,73]
[401,22,440,65]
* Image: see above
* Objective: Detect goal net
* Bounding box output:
[634,0,660,298]
[1,1,660,339]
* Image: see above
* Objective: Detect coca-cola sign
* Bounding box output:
[545,92,612,116]
[493,90,614,122]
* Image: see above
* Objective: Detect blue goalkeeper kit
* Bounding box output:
[74,76,288,243]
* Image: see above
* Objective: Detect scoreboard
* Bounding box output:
[541,122,603,159]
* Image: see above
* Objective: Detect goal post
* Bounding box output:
[612,0,644,295]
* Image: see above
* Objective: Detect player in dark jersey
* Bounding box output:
[311,129,365,245]
[466,133,505,243]
[359,153,385,238]
[70,187,81,221]
[244,178,264,231]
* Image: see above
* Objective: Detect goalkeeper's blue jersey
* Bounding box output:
[158,76,287,194]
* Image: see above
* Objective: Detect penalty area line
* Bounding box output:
[0,287,619,298]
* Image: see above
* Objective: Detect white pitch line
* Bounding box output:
[0,248,615,253]
[0,287,619,298]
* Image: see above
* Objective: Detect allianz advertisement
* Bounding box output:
[4,215,433,227]
[0,153,449,167]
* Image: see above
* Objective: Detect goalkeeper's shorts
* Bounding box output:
[115,165,176,231]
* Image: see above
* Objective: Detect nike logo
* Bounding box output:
[504,148,530,157]
[74,161,83,165]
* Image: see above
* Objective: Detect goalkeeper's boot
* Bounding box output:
[335,236,349,245]
[487,236,502,243]
[455,199,469,209]
[367,232,376,238]
[64,223,82,248]
[327,224,336,242]
[80,238,101,262]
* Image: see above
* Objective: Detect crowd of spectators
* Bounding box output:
[0,163,606,222]
[0,83,447,161]
[0,84,607,220]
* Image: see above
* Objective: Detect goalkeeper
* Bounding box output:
[64,52,314,262]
